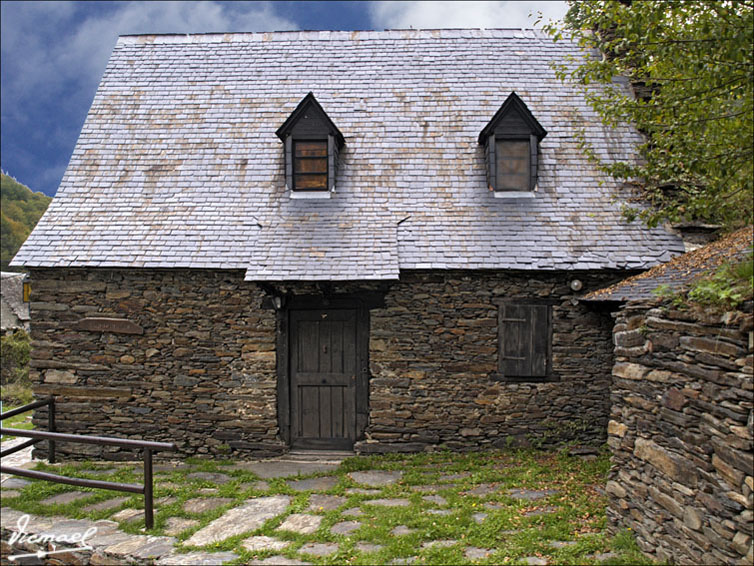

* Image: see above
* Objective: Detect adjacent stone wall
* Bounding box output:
[360,270,618,452]
[28,268,282,460]
[607,300,753,565]
[28,268,619,460]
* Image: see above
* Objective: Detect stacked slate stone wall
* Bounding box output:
[27,268,619,460]
[359,270,618,452]
[28,268,283,460]
[607,300,753,565]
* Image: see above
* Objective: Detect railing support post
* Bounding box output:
[144,448,154,529]
[47,397,56,464]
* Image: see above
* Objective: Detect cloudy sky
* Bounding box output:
[1,1,568,196]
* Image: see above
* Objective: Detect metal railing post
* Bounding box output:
[144,448,154,529]
[48,397,56,464]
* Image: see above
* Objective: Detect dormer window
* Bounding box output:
[276,93,345,198]
[294,140,328,190]
[479,92,547,197]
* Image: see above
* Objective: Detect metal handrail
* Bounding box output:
[1,399,176,529]
[1,396,55,461]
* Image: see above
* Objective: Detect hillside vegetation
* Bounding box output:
[1,173,51,271]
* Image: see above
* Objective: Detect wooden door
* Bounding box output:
[289,308,357,449]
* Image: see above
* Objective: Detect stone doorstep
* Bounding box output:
[0,508,176,563]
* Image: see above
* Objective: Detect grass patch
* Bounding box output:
[0,449,657,564]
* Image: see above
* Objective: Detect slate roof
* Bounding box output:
[12,29,684,280]
[584,226,753,302]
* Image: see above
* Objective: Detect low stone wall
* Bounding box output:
[27,268,619,460]
[607,300,753,564]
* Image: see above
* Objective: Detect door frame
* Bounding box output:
[276,294,378,448]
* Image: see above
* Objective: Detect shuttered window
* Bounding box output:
[498,303,552,379]
[495,139,530,191]
[293,140,328,190]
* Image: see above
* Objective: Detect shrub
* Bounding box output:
[1,329,31,386]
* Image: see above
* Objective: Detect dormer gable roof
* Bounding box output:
[275,92,345,148]
[478,92,547,144]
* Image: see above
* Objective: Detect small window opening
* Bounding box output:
[495,139,530,192]
[294,140,328,191]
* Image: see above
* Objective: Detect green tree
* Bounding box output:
[0,173,52,271]
[543,1,753,229]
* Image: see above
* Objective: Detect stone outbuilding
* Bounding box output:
[11,29,683,459]
[1,271,30,333]
[584,227,753,565]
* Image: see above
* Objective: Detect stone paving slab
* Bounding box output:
[464,484,498,497]
[250,557,312,565]
[234,460,338,478]
[508,488,558,501]
[183,497,234,514]
[342,507,364,517]
[299,542,340,556]
[241,480,270,491]
[83,496,130,513]
[411,484,445,493]
[1,477,31,489]
[307,494,346,511]
[439,472,470,481]
[348,470,402,487]
[472,512,488,523]
[356,542,384,553]
[330,520,361,535]
[0,489,21,498]
[164,517,200,536]
[465,546,493,560]
[548,540,577,548]
[364,498,411,507]
[345,487,381,495]
[276,513,322,535]
[287,476,339,491]
[426,509,452,516]
[41,491,92,505]
[523,505,559,517]
[422,494,446,505]
[104,535,177,560]
[391,525,414,536]
[156,551,239,565]
[242,535,291,552]
[185,495,291,546]
[111,508,143,523]
[421,539,458,549]
[524,557,549,565]
[186,472,232,484]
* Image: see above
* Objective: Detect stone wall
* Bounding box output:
[361,270,618,452]
[607,300,753,564]
[28,268,282,460]
[27,268,619,459]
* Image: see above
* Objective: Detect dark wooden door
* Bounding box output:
[289,308,357,449]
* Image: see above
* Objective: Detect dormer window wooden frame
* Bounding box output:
[276,93,345,198]
[479,92,547,198]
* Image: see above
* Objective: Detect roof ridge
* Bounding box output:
[116,28,553,45]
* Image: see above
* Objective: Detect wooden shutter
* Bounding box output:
[499,304,550,378]
[328,134,337,191]
[529,134,538,191]
[284,135,293,190]
[486,135,496,191]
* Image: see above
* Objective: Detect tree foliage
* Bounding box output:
[544,1,753,229]
[0,173,51,271]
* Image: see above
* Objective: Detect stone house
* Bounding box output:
[11,29,683,459]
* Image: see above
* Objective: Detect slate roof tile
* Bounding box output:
[12,29,683,279]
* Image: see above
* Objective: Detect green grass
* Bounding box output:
[0,449,656,565]
[0,403,35,441]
